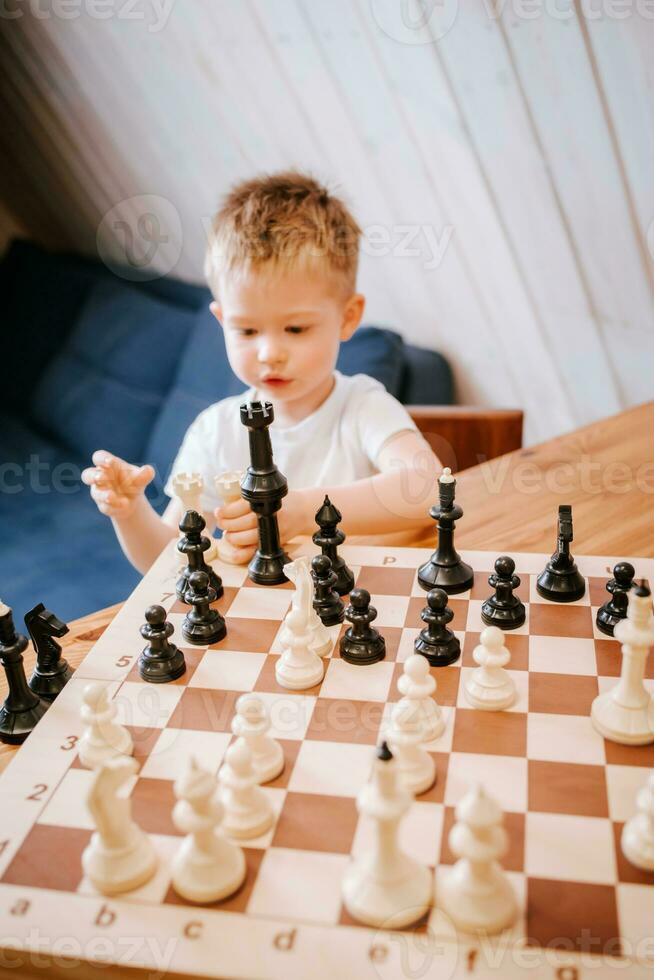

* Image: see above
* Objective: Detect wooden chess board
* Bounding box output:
[0,542,653,980]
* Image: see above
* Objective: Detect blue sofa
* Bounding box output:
[0,239,453,622]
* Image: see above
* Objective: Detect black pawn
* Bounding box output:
[181,571,227,646]
[536,504,585,602]
[312,495,355,596]
[138,605,186,683]
[0,603,48,744]
[481,556,526,630]
[311,555,345,626]
[176,510,223,604]
[339,588,386,666]
[414,588,461,667]
[596,562,635,637]
[24,603,73,701]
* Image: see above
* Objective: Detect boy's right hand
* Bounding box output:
[82,450,155,519]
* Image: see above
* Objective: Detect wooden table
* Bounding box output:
[2,400,652,772]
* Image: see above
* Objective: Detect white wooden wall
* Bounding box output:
[2,0,653,444]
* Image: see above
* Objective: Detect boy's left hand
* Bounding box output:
[214,490,307,549]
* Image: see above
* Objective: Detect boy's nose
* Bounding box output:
[257,341,287,365]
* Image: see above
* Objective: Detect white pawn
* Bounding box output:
[78,682,133,769]
[214,471,245,565]
[387,701,436,795]
[82,756,157,895]
[275,608,324,690]
[342,742,432,928]
[464,627,516,711]
[171,756,246,903]
[437,783,516,934]
[591,583,654,745]
[397,655,444,742]
[219,741,274,839]
[231,693,284,784]
[621,771,654,871]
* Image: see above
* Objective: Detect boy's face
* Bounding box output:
[211,265,365,422]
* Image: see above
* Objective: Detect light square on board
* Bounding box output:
[272,793,358,853]
[288,740,374,797]
[525,812,616,884]
[528,635,598,676]
[114,681,184,729]
[247,848,350,924]
[605,764,653,823]
[352,800,444,868]
[528,671,598,715]
[139,728,232,780]
[357,593,410,629]
[525,877,621,955]
[226,586,292,621]
[319,657,394,702]
[445,753,527,813]
[305,698,385,745]
[527,760,609,818]
[451,707,527,757]
[526,712,606,766]
[36,768,97,830]
[189,649,266,692]
[1,825,91,892]
[616,883,654,952]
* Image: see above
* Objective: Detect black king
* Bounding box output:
[239,401,291,585]
[417,466,474,595]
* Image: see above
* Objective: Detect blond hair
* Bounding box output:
[204,170,362,300]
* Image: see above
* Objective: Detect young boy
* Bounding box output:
[83,171,441,574]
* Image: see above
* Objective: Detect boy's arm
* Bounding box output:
[110,496,179,574]
[295,429,441,536]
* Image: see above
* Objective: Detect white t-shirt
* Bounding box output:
[164,370,418,513]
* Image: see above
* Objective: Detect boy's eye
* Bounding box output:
[235,327,256,336]
[286,325,308,334]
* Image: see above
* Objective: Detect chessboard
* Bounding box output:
[1,541,653,980]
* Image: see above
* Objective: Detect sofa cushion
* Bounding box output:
[30,279,197,463]
[146,309,407,491]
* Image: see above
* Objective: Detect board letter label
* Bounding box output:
[273,928,296,951]
[10,899,30,916]
[369,943,388,963]
[95,904,116,927]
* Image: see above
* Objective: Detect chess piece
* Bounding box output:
[437,783,517,934]
[24,602,72,701]
[78,682,133,769]
[397,654,445,742]
[181,571,227,646]
[231,693,284,784]
[0,601,48,744]
[481,557,526,631]
[82,756,157,895]
[240,401,291,585]
[536,505,585,602]
[591,582,654,745]
[218,741,275,839]
[138,605,186,683]
[621,771,654,871]
[418,467,474,595]
[280,556,332,658]
[386,701,436,795]
[276,609,324,690]
[341,742,432,928]
[596,562,635,637]
[311,555,345,626]
[172,472,219,562]
[176,510,223,604]
[464,627,516,711]
[214,470,246,565]
[312,495,355,596]
[414,588,461,667]
[171,756,246,903]
[340,589,386,666]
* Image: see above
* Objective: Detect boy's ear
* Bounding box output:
[340,292,365,342]
[209,300,223,323]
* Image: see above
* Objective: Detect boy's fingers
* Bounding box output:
[129,464,155,489]
[217,498,250,519]
[81,467,97,486]
[223,527,259,547]
[92,449,117,467]
[218,511,257,533]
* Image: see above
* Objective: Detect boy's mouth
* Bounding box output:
[262,377,292,387]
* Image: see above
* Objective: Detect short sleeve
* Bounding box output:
[354,383,419,467]
[163,404,223,512]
